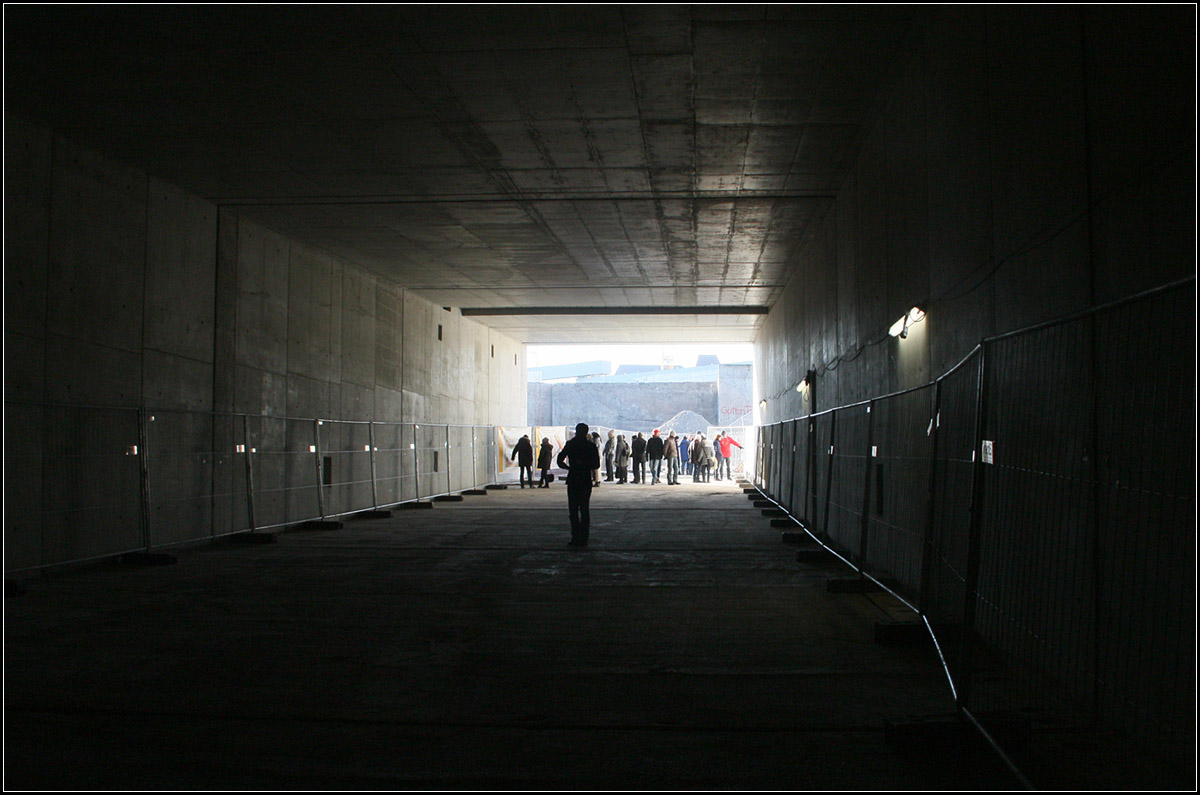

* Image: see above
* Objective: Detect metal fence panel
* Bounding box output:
[925,353,981,628]
[1090,288,1194,779]
[822,405,865,559]
[145,410,217,547]
[970,320,1098,723]
[864,386,935,598]
[40,405,144,562]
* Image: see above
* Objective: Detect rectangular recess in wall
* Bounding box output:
[323,456,333,485]
[437,324,443,341]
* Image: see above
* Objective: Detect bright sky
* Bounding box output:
[527,343,754,373]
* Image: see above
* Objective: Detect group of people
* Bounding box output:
[510,427,743,489]
[600,428,741,485]
[514,423,744,549]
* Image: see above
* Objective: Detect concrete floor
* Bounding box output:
[6,477,1027,790]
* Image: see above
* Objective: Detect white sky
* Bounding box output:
[527,343,754,373]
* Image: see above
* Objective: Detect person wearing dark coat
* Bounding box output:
[537,437,554,488]
[511,434,534,488]
[631,433,647,484]
[663,432,680,485]
[614,435,631,483]
[602,430,616,481]
[557,422,602,547]
[646,429,665,484]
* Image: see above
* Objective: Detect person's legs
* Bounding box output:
[577,486,591,545]
[605,456,614,481]
[567,482,590,546]
[567,486,581,543]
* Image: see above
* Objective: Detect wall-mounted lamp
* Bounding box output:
[759,399,768,411]
[796,369,816,400]
[888,306,927,339]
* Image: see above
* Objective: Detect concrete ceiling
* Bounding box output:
[5,4,918,344]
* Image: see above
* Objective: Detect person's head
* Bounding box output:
[652,429,660,437]
[637,432,643,438]
[575,422,589,437]
[669,431,676,438]
[608,430,615,437]
[699,433,705,440]
[542,437,549,444]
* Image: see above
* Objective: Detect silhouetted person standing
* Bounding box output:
[664,431,680,485]
[614,434,630,483]
[717,432,742,481]
[712,431,725,480]
[558,422,601,547]
[511,434,534,488]
[603,430,616,481]
[631,432,647,484]
[646,429,665,484]
[537,437,554,488]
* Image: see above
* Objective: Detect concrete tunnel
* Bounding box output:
[3,5,1195,790]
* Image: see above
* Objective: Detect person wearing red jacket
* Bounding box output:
[716,432,742,481]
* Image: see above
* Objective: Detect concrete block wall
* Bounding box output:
[4,115,526,570]
[756,5,1195,421]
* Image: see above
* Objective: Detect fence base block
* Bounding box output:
[762,508,787,517]
[120,551,177,566]
[433,494,464,502]
[464,489,488,496]
[293,520,342,531]
[752,500,775,508]
[884,711,1032,758]
[742,487,759,494]
[780,530,810,543]
[826,576,897,593]
[228,532,277,544]
[399,501,434,510]
[795,546,830,563]
[770,518,797,528]
[485,484,509,490]
[351,510,393,520]
[875,620,928,646]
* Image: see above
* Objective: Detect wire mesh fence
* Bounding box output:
[753,280,1195,784]
[4,410,501,572]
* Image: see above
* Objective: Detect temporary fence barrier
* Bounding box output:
[3,412,502,573]
[752,279,1194,786]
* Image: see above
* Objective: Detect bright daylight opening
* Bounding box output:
[521,342,757,483]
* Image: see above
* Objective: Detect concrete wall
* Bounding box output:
[4,115,526,570]
[756,5,1195,421]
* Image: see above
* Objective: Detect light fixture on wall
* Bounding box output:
[796,369,816,400]
[889,306,927,339]
[759,399,768,412]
